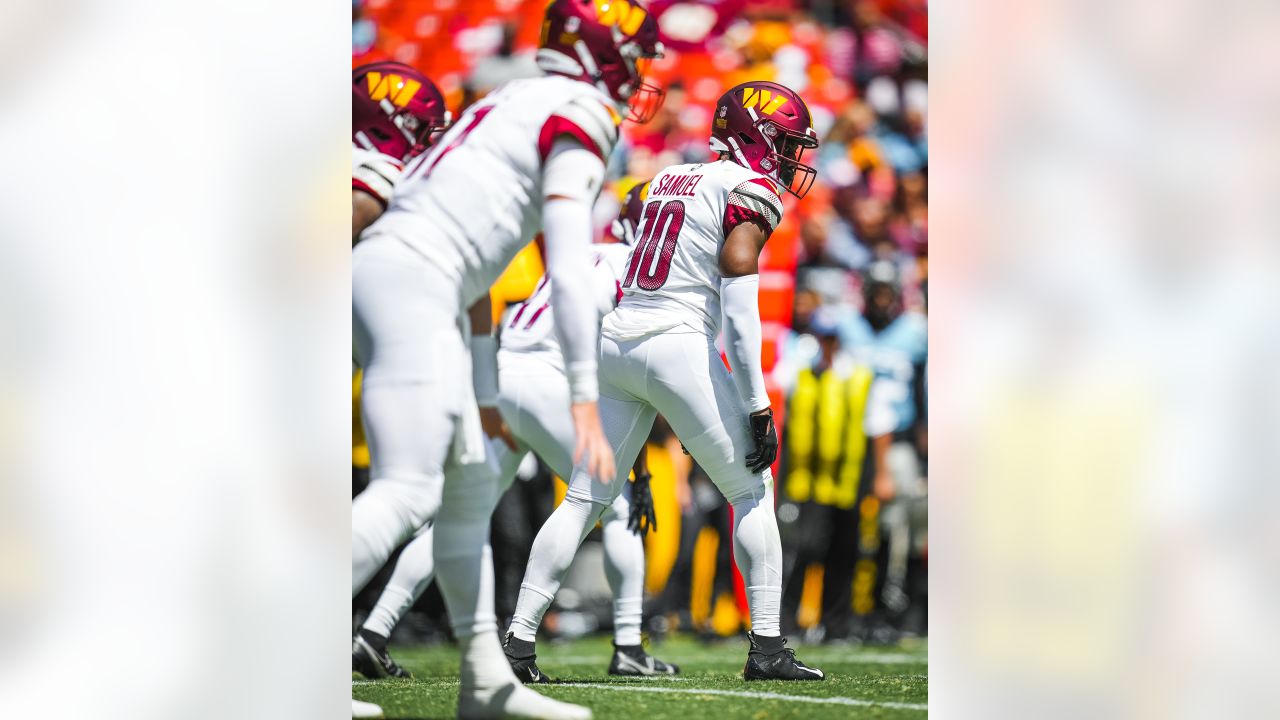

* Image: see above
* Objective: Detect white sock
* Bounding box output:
[363,526,435,638]
[601,514,645,646]
[729,473,783,637]
[352,473,441,595]
[509,494,606,642]
[459,629,518,690]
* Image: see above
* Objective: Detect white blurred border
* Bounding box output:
[0,1,350,717]
[932,0,1280,717]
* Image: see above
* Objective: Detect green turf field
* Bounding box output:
[353,634,927,719]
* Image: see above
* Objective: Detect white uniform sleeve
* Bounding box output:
[543,138,607,402]
[724,177,785,239]
[720,274,771,413]
[352,151,403,207]
[592,254,622,316]
[538,95,621,162]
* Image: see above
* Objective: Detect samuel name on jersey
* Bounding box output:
[605,160,785,339]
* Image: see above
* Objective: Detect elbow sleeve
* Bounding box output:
[544,196,600,403]
[721,275,770,413]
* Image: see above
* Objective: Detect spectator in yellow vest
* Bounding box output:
[777,310,875,641]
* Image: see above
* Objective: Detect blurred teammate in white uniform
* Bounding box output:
[354,185,678,682]
[352,0,664,716]
[351,61,450,242]
[506,81,826,681]
[350,61,449,720]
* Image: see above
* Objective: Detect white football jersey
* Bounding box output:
[351,145,403,207]
[365,74,621,306]
[603,159,785,339]
[498,242,631,372]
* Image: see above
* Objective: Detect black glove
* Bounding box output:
[628,470,658,537]
[745,408,778,474]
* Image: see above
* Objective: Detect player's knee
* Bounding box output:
[721,476,763,506]
[441,472,500,524]
[562,491,610,523]
[364,471,444,531]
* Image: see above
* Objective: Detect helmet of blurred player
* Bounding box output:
[862,259,903,330]
[352,61,451,162]
[710,81,819,198]
[610,179,650,245]
[537,0,666,123]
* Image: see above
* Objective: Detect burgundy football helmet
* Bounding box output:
[610,179,650,245]
[537,0,666,123]
[352,61,451,162]
[709,81,819,198]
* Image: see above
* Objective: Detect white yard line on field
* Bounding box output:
[569,683,928,711]
[353,679,927,711]
[544,653,925,665]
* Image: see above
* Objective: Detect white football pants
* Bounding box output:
[513,330,783,638]
[351,235,498,640]
[364,351,645,645]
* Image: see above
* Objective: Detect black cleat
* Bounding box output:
[503,632,551,684]
[352,631,411,679]
[742,633,825,681]
[608,644,680,677]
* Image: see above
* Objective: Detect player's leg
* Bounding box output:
[601,489,645,646]
[353,522,429,679]
[505,348,655,680]
[503,356,612,651]
[880,441,923,627]
[496,356,577,480]
[644,332,824,680]
[351,236,462,595]
[599,485,681,676]
[355,442,526,678]
[438,443,589,719]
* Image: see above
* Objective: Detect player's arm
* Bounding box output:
[352,190,383,243]
[872,433,895,501]
[720,221,778,473]
[468,295,516,450]
[352,152,403,243]
[542,134,615,483]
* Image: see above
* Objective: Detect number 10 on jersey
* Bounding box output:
[622,200,686,291]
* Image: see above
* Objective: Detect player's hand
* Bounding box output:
[571,401,616,484]
[745,408,778,474]
[479,406,517,450]
[627,470,658,536]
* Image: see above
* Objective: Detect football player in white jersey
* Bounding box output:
[351,0,664,717]
[506,81,826,681]
[351,61,450,242]
[354,184,678,681]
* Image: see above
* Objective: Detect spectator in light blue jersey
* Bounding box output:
[839,260,927,631]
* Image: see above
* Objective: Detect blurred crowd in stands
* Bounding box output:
[354,0,928,646]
